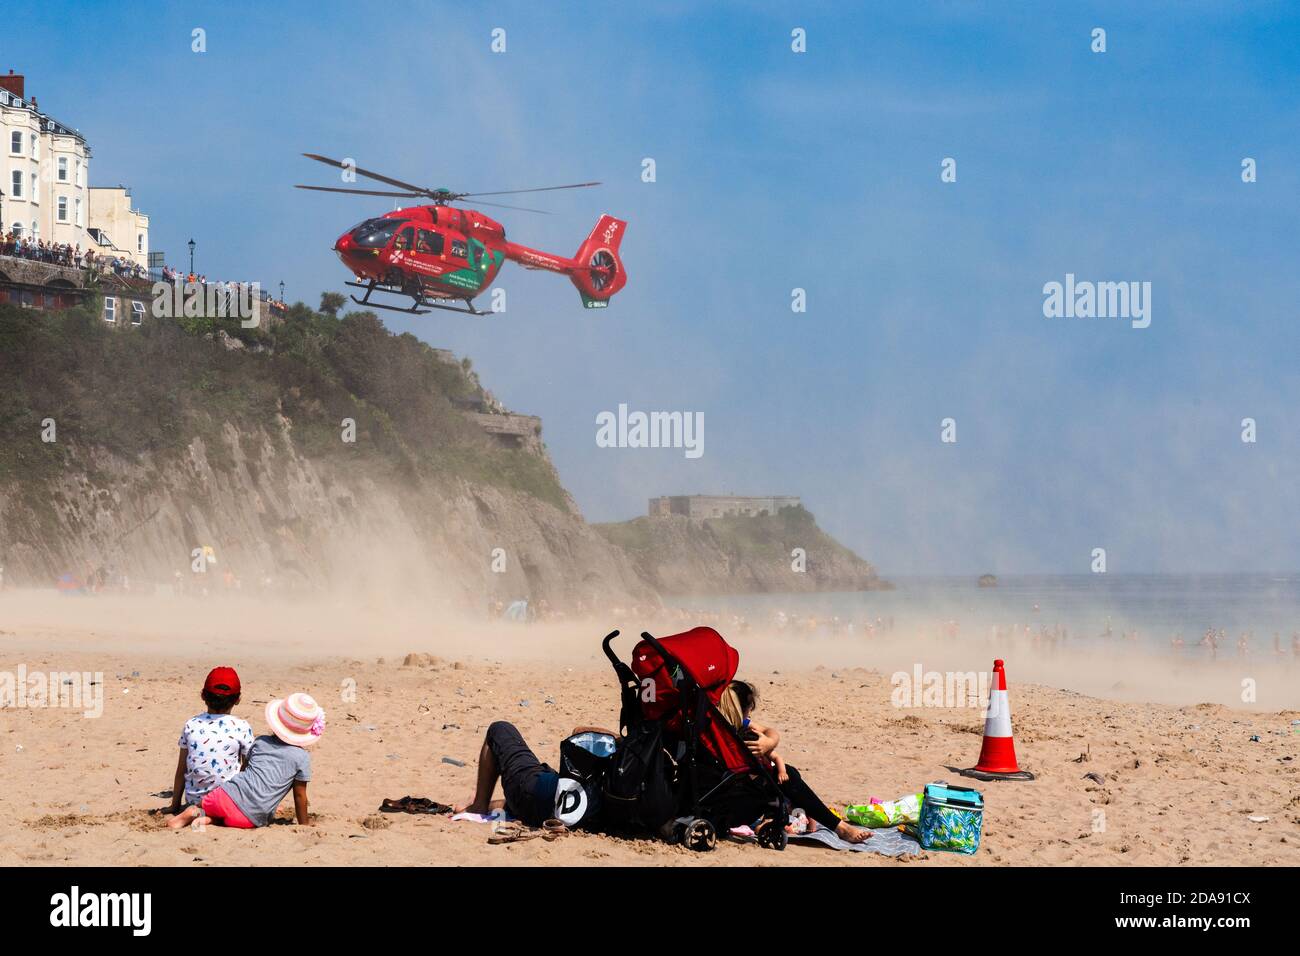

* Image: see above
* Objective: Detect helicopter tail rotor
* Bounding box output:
[569,215,627,309]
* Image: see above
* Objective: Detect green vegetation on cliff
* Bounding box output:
[0,300,567,510]
[594,505,887,595]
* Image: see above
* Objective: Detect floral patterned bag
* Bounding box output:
[918,782,983,854]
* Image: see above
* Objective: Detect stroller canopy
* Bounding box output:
[631,626,738,713]
[631,626,752,773]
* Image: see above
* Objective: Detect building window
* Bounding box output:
[9,131,20,154]
[57,196,68,221]
[137,233,143,252]
[30,133,37,160]
[57,156,68,181]
[30,172,37,199]
[75,197,82,226]
[10,222,21,238]
[10,169,21,199]
[131,301,145,326]
[31,219,38,238]
[103,297,117,324]
[75,160,83,187]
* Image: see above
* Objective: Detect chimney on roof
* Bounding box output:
[0,70,24,100]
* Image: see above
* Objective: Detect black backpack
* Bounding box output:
[557,732,616,828]
[600,721,676,831]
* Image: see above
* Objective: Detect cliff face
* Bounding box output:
[0,303,652,608]
[0,426,654,607]
[0,303,885,605]
[593,507,888,596]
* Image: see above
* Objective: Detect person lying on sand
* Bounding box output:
[720,680,873,844]
[454,721,612,826]
[167,693,323,830]
[169,667,253,817]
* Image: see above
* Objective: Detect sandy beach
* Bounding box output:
[0,591,1295,867]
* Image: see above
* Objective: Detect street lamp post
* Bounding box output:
[279,281,285,303]
[187,238,195,276]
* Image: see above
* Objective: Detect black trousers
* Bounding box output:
[778,765,840,831]
[485,721,555,825]
[698,761,839,831]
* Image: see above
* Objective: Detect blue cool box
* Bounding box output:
[918,783,984,854]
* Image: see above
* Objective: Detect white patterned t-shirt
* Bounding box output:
[178,713,255,804]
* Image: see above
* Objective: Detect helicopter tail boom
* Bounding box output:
[567,214,627,308]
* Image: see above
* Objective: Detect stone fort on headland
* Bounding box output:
[648,495,801,520]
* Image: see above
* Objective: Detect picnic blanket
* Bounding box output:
[787,824,921,857]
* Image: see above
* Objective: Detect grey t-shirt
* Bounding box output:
[221,735,312,827]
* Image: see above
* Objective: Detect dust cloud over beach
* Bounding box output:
[0,589,1295,867]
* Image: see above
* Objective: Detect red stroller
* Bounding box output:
[600,627,791,850]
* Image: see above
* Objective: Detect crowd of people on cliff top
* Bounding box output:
[156,265,287,312]
[0,231,148,280]
[0,232,289,312]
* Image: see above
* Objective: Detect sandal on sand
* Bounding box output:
[488,822,544,845]
[379,796,453,815]
[541,819,569,841]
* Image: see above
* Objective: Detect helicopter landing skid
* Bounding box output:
[346,280,487,316]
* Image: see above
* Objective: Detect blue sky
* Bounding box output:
[13,1,1300,574]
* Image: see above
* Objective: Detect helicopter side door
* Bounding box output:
[392,226,416,259]
[409,228,445,277]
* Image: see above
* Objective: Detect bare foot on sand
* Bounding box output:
[835,820,872,843]
[453,797,505,815]
[166,806,208,830]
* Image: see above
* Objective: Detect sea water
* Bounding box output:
[671,574,1300,662]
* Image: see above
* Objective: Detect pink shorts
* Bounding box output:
[200,787,255,828]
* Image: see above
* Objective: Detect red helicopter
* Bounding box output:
[295,154,627,316]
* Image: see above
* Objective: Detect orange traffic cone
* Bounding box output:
[964,659,1034,780]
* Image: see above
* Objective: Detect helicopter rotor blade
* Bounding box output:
[302,155,603,206]
[301,153,434,195]
[295,185,424,197]
[460,182,601,198]
[462,199,551,214]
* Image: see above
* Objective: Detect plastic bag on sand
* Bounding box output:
[844,792,923,828]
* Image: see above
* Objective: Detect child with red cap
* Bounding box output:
[166,666,254,818]
[167,691,322,830]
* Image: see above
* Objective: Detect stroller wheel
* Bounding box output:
[682,818,716,852]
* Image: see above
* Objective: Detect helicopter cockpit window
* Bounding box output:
[416,230,443,255]
[450,238,468,259]
[394,227,416,251]
[350,218,403,248]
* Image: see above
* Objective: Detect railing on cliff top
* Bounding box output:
[0,251,286,307]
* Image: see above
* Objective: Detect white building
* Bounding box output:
[0,70,149,267]
[89,186,149,266]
